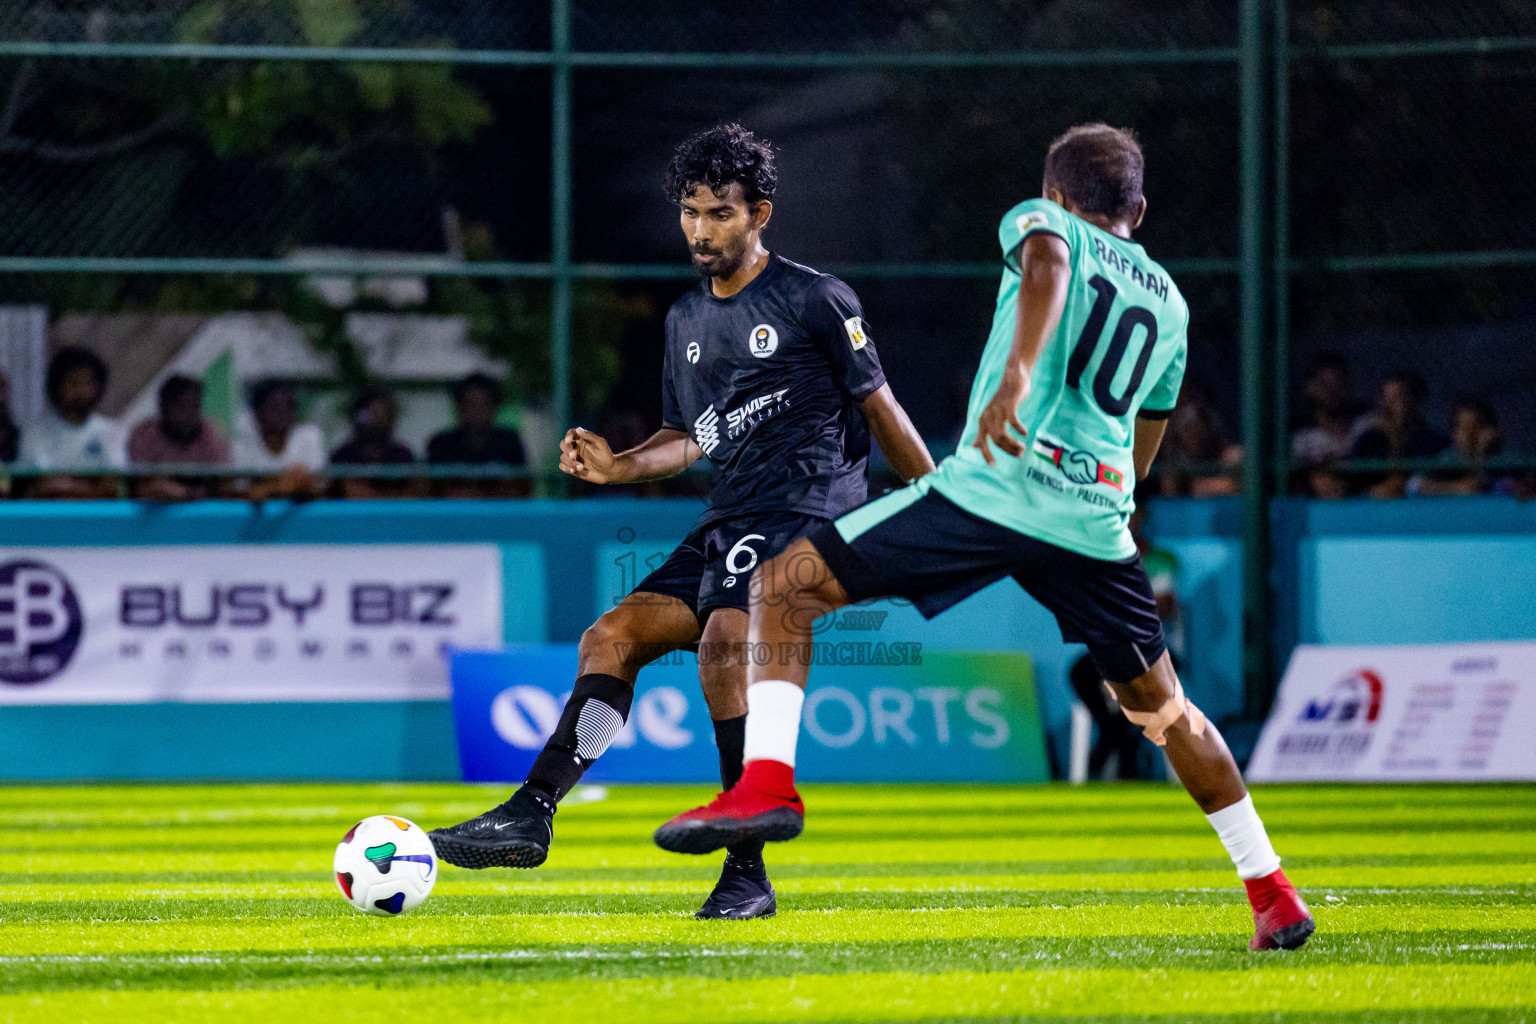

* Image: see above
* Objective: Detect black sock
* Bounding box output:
[713,714,765,867]
[517,673,633,807]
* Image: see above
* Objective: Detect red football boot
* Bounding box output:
[654,760,805,855]
[1245,867,1316,950]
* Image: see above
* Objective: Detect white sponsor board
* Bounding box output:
[0,545,501,704]
[1248,642,1536,782]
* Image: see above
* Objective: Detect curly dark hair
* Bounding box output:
[45,346,108,404]
[666,123,777,205]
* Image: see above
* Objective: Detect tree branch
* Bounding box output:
[0,107,188,162]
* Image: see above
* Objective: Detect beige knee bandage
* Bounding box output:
[1120,679,1207,747]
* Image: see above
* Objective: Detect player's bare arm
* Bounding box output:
[972,232,1071,465]
[858,384,936,482]
[1132,415,1169,480]
[559,426,702,484]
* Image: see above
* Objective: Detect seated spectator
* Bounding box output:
[1410,397,1503,496]
[1156,386,1242,497]
[426,373,529,498]
[330,388,420,499]
[232,380,327,501]
[1290,351,1371,498]
[1349,370,1447,499]
[128,375,231,502]
[0,369,17,465]
[19,346,125,498]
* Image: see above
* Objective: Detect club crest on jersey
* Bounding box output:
[1032,437,1124,491]
[844,316,869,351]
[686,341,700,364]
[748,324,778,358]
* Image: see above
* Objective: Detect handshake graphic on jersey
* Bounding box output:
[1032,436,1125,491]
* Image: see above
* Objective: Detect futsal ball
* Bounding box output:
[333,815,437,916]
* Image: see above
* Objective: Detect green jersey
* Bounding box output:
[926,198,1188,561]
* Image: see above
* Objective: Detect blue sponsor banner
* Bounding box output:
[449,645,1049,783]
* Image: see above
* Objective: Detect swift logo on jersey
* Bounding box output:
[725,388,790,439]
[1032,437,1124,491]
[693,405,720,456]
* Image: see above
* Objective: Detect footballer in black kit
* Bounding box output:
[429,124,935,918]
[638,252,886,625]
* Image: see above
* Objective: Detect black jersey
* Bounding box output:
[661,253,887,524]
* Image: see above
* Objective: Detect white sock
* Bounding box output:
[1205,794,1282,880]
[742,680,805,769]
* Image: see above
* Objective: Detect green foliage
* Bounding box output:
[176,0,490,168]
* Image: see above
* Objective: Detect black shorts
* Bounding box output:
[634,510,828,629]
[807,488,1166,685]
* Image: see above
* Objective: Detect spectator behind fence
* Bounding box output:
[232,379,327,502]
[330,387,420,499]
[1290,351,1371,498]
[1409,397,1504,496]
[19,346,124,498]
[1156,386,1242,497]
[0,369,18,465]
[128,375,231,502]
[426,372,529,498]
[1349,370,1447,499]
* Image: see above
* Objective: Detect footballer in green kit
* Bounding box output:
[657,123,1317,953]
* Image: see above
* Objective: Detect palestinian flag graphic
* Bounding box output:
[1032,437,1067,467]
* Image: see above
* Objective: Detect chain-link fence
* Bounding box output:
[0,0,1531,702]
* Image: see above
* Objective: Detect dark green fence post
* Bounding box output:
[1272,0,1291,502]
[1239,0,1274,720]
[550,0,574,485]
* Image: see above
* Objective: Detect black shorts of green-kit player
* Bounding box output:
[808,489,1167,686]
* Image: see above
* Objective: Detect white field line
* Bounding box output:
[0,942,1527,970]
[0,946,789,967]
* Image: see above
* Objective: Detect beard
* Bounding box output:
[691,243,746,279]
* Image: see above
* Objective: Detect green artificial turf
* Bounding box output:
[0,782,1531,1022]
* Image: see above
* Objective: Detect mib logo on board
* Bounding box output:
[1275,668,1383,766]
[0,561,84,685]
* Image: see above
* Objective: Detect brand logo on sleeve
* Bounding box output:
[1015,211,1049,235]
[844,317,869,351]
[748,324,778,358]
[685,342,700,364]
